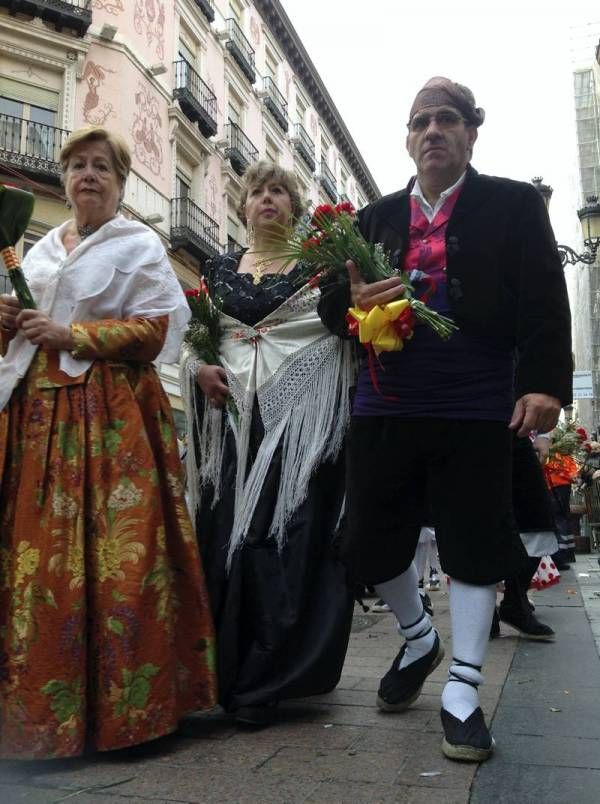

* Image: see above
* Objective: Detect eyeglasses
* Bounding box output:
[408,111,466,133]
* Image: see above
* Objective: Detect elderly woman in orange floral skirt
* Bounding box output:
[0,127,216,759]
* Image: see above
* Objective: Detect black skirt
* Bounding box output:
[195,403,354,712]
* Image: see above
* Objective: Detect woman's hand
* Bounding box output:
[196,364,230,408]
[0,294,21,334]
[346,260,405,311]
[15,310,74,350]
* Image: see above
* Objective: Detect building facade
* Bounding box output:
[0,0,380,421]
[570,31,600,431]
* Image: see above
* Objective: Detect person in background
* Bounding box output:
[540,432,578,569]
[0,126,216,759]
[492,434,559,641]
[181,161,354,727]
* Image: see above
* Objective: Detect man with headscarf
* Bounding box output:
[322,77,572,761]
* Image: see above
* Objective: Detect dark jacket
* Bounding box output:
[319,165,573,406]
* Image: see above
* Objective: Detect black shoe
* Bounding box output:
[234,703,278,727]
[377,631,445,712]
[441,706,494,762]
[498,606,555,642]
[489,608,500,640]
[420,591,434,617]
[551,550,570,571]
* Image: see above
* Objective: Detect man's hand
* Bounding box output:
[196,364,230,408]
[15,310,74,350]
[509,393,561,438]
[532,434,551,464]
[346,260,405,311]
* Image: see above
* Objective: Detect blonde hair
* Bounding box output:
[237,161,305,225]
[60,126,131,187]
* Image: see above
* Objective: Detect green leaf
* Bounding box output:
[127,677,151,710]
[137,663,159,680]
[107,616,124,636]
[0,185,35,249]
[111,589,126,602]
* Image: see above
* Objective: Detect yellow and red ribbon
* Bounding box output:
[346,299,415,354]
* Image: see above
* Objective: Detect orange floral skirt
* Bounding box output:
[0,351,217,759]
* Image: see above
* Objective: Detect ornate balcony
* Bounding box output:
[0,114,69,184]
[224,18,256,84]
[171,197,220,262]
[292,123,315,172]
[262,77,288,133]
[225,122,258,176]
[173,59,217,138]
[193,0,214,23]
[0,0,92,37]
[318,161,337,203]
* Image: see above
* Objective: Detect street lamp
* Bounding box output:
[531,177,600,267]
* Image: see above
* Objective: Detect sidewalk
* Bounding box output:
[472,554,600,804]
[0,558,598,803]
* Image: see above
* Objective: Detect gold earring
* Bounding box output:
[247,221,255,247]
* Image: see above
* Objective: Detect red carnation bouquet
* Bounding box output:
[183,279,237,417]
[548,421,588,458]
[275,202,457,353]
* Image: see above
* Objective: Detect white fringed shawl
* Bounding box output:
[180,280,354,568]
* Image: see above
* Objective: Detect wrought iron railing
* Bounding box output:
[0,0,93,36]
[318,161,337,202]
[292,123,316,172]
[224,18,256,84]
[262,77,288,132]
[0,114,69,182]
[173,59,218,138]
[193,0,214,22]
[225,121,258,176]
[171,196,220,260]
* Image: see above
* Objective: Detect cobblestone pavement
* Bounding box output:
[1,560,598,803]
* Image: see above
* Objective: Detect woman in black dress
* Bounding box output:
[181,162,355,725]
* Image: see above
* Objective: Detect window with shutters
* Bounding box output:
[0,78,59,164]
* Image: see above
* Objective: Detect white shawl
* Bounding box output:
[0,216,190,411]
[180,281,354,567]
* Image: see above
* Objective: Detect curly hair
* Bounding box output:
[236,161,305,226]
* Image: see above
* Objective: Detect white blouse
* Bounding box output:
[0,215,190,411]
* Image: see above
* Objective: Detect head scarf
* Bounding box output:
[408,76,485,127]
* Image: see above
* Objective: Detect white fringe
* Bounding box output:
[180,346,227,518]
[226,338,353,568]
[180,287,356,571]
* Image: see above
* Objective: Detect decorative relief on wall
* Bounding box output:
[82,61,116,126]
[309,113,317,138]
[283,70,291,98]
[134,0,166,61]
[249,16,261,47]
[207,173,220,221]
[91,0,125,13]
[10,66,49,84]
[131,84,164,177]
